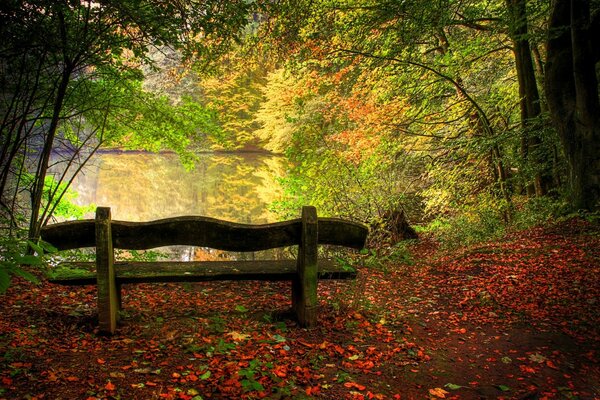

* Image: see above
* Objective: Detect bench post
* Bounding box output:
[96,207,119,334]
[292,206,318,327]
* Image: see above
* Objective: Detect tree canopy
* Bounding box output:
[1,0,599,256]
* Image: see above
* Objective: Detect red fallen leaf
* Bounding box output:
[273,367,287,378]
[344,382,366,391]
[105,381,116,391]
[520,365,536,374]
[97,358,106,364]
[145,381,157,386]
[546,360,559,370]
[306,386,320,395]
[66,376,80,382]
[1,376,13,386]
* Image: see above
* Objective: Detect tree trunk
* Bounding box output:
[545,0,600,211]
[506,0,552,197]
[28,65,72,240]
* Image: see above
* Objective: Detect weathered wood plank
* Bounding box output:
[47,259,357,285]
[41,217,367,251]
[318,218,368,249]
[96,207,119,334]
[293,206,319,327]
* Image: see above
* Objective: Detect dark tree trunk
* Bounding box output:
[545,0,600,211]
[506,0,552,196]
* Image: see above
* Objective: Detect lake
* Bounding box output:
[55,150,288,260]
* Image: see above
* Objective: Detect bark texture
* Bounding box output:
[545,0,600,211]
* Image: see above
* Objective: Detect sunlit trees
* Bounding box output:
[253,0,598,228]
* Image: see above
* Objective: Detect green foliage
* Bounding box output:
[0,229,56,294]
[38,175,95,221]
[422,195,508,249]
[359,242,414,273]
[238,359,266,393]
[510,196,571,230]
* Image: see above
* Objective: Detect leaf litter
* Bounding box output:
[0,218,598,399]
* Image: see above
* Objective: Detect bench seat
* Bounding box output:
[48,259,356,285]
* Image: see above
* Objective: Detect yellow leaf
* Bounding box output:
[226,331,250,341]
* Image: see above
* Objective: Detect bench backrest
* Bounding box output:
[41,207,368,252]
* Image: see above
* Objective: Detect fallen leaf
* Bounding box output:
[344,382,366,391]
[429,388,449,398]
[444,383,463,390]
[528,353,547,363]
[227,331,250,341]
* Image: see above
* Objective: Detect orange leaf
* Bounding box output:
[105,381,116,391]
[344,382,366,391]
[97,358,106,365]
[429,388,449,398]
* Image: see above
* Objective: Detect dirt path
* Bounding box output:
[390,219,600,399]
[1,219,599,399]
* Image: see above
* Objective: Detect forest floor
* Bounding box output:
[1,218,599,400]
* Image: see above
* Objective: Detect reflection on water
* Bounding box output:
[69,151,285,222]
[59,150,288,260]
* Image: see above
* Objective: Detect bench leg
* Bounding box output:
[96,207,118,334]
[293,206,318,327]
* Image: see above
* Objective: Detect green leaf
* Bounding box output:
[272,334,286,343]
[199,371,211,380]
[496,385,511,392]
[27,240,44,255]
[235,305,248,313]
[39,240,58,253]
[444,383,463,390]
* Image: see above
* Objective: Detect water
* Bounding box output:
[53,150,288,260]
[65,150,285,222]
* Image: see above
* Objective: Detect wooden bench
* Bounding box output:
[40,206,368,334]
